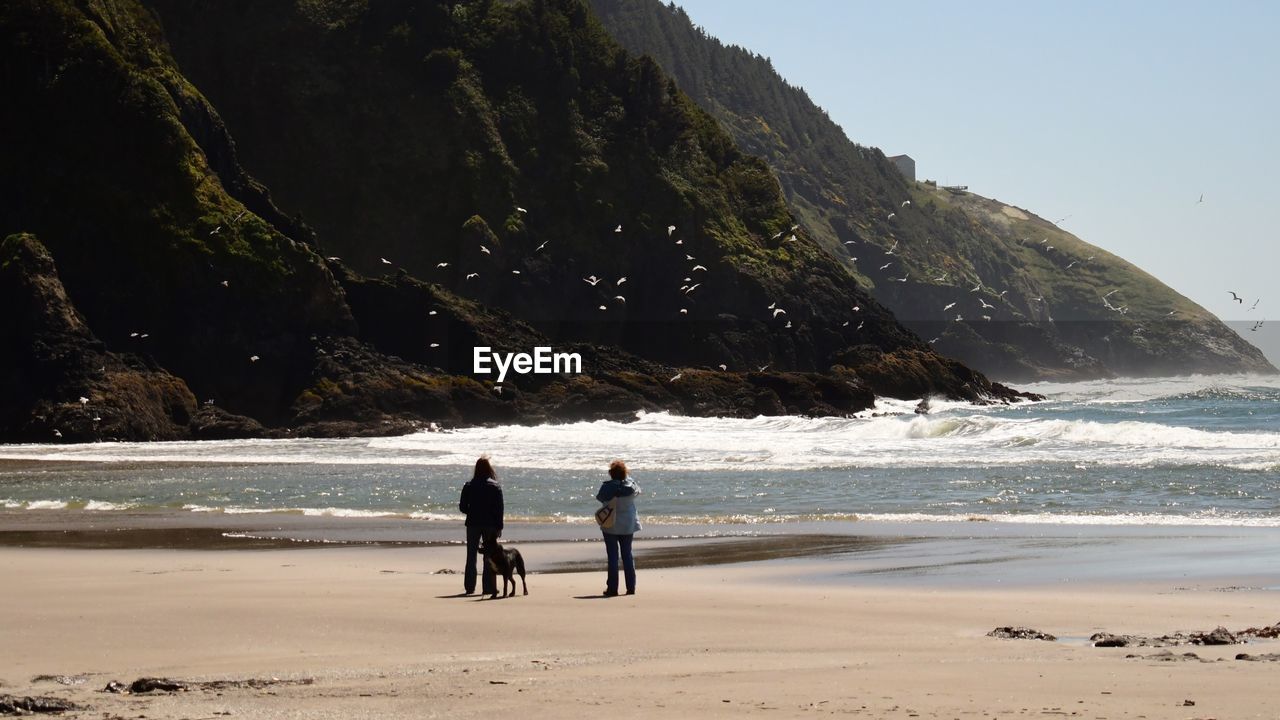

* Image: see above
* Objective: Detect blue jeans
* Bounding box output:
[602,532,635,594]
[464,525,498,595]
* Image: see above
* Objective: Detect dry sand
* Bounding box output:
[2,541,1278,719]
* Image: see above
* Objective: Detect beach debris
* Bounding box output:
[1124,650,1212,663]
[29,675,88,686]
[1237,621,1280,639]
[987,626,1057,641]
[0,694,81,714]
[104,678,188,694]
[104,677,313,695]
[1091,625,1240,648]
[1235,652,1280,662]
[435,568,458,575]
[1181,699,1196,706]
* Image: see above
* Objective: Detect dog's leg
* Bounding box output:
[515,553,528,595]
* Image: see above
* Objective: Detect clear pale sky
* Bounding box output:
[674,0,1280,366]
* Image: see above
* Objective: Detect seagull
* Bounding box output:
[772,308,787,317]
[934,273,947,282]
[130,332,139,338]
[954,314,964,322]
[670,373,682,382]
[844,240,857,245]
[997,290,1008,299]
[209,226,222,236]
[232,210,248,223]
[429,311,438,315]
[887,213,896,221]
[718,364,728,371]
[614,224,623,233]
[758,364,771,372]
[668,225,676,237]
[584,275,602,286]
[1104,289,1120,299]
[221,280,229,287]
[53,429,62,438]
[692,265,707,272]
[771,231,784,240]
[249,355,260,362]
[466,273,479,280]
[979,299,994,309]
[970,282,982,293]
[675,239,683,245]
[879,262,892,271]
[901,200,911,207]
[78,396,89,405]
[613,296,626,304]
[982,315,992,322]
[686,254,696,261]
[684,277,693,283]
[857,321,865,330]
[891,275,908,282]
[785,320,793,328]
[929,337,940,344]
[381,257,392,265]
[886,240,899,254]
[617,277,628,286]
[786,234,797,243]
[842,321,849,327]
[679,308,688,315]
[516,206,527,214]
[852,306,860,312]
[326,256,341,262]
[768,302,777,310]
[1250,299,1260,311]
[479,245,491,255]
[493,385,503,395]
[791,224,800,231]
[1197,194,1203,204]
[1229,291,1243,304]
[512,270,521,275]
[684,284,701,294]
[598,305,607,311]
[535,241,549,252]
[943,302,957,311]
[430,343,440,348]
[436,262,449,268]
[1066,261,1078,269]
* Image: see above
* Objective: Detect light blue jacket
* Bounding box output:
[596,477,641,535]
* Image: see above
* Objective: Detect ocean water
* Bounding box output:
[1,374,1278,527]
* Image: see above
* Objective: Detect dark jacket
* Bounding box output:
[459,477,504,531]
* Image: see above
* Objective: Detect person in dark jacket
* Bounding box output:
[596,459,641,597]
[459,456,504,595]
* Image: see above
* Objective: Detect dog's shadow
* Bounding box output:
[572,594,615,600]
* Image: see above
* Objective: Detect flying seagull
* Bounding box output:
[1229,291,1243,304]
[901,200,911,208]
[668,225,676,237]
[692,265,707,272]
[943,302,957,311]
[616,277,628,286]
[772,308,787,317]
[479,245,491,255]
[536,241,549,252]
[878,262,892,271]
[249,355,260,362]
[466,273,479,280]
[584,275,602,286]
[436,262,449,268]
[381,257,392,265]
[614,225,623,233]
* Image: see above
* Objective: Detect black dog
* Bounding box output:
[481,532,528,598]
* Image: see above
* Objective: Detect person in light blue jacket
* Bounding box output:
[596,459,641,596]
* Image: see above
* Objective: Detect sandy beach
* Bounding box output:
[3,528,1279,719]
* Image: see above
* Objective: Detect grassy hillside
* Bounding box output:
[591,0,1274,380]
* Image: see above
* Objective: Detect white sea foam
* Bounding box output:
[84,500,133,511]
[26,500,69,510]
[3,405,1278,472]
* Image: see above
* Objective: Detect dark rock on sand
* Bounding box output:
[1235,652,1280,662]
[1123,650,1211,663]
[1237,621,1280,640]
[987,626,1057,641]
[1092,626,1240,648]
[104,678,188,694]
[0,694,81,714]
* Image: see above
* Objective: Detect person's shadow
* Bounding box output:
[572,594,614,600]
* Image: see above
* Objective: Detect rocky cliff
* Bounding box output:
[0,0,1029,443]
[591,0,1274,381]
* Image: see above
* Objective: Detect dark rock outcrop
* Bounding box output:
[986,626,1057,641]
[0,694,80,714]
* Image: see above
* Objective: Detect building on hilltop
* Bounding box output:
[887,154,915,182]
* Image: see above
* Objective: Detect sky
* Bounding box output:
[674,0,1280,365]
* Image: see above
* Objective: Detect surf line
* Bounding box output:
[473,346,583,383]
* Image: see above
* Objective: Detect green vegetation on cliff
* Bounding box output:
[591,0,1274,380]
